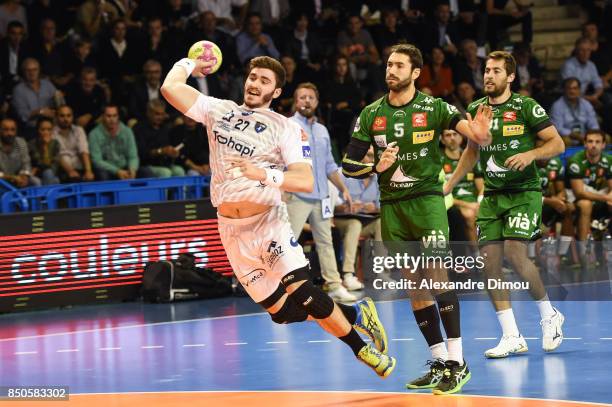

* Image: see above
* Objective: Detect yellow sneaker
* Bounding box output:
[354,297,388,354]
[356,344,396,378]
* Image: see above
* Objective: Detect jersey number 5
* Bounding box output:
[394,123,404,138]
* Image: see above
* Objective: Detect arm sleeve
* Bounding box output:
[341,137,373,179]
[185,94,217,124]
[436,98,462,130]
[279,120,312,166]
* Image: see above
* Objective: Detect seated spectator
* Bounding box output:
[11,58,59,138]
[512,42,544,97]
[0,117,40,187]
[551,77,600,146]
[170,115,209,176]
[248,0,290,42]
[337,14,379,83]
[88,104,141,180]
[65,67,108,132]
[0,21,26,92]
[453,81,476,116]
[322,55,363,151]
[419,3,460,57]
[139,17,174,73]
[486,0,533,49]
[53,105,94,182]
[196,0,248,34]
[28,116,60,185]
[333,147,382,291]
[64,39,97,82]
[567,130,611,271]
[75,0,121,39]
[0,0,27,37]
[274,55,299,115]
[372,8,416,53]
[456,0,487,46]
[26,18,72,88]
[453,39,485,95]
[133,99,184,178]
[581,21,610,83]
[235,13,280,65]
[282,13,324,83]
[163,0,193,33]
[560,37,604,107]
[417,47,454,99]
[128,60,163,122]
[186,11,239,74]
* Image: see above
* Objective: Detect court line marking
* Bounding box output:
[307,340,331,343]
[56,349,79,353]
[391,338,414,341]
[600,337,612,340]
[182,344,206,347]
[98,347,121,351]
[266,341,288,344]
[475,337,497,340]
[14,351,37,355]
[141,345,164,349]
[564,337,582,340]
[224,342,247,346]
[524,337,539,340]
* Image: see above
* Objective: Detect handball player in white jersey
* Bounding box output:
[161,55,395,376]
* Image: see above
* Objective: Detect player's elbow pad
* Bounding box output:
[341,138,373,179]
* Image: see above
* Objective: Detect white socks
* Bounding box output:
[558,236,572,256]
[430,342,448,361]
[497,308,520,337]
[447,337,463,364]
[537,295,556,320]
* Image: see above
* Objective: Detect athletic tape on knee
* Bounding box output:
[270,297,308,324]
[435,291,461,338]
[290,280,334,319]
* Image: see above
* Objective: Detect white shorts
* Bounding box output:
[217,204,309,303]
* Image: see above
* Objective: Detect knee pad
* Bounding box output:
[289,279,334,319]
[270,297,308,324]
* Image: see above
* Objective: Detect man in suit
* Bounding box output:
[0,20,26,92]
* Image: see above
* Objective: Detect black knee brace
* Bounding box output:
[270,297,308,324]
[289,279,335,319]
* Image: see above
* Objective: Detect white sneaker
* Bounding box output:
[541,308,564,352]
[484,334,528,358]
[328,285,358,302]
[343,274,365,291]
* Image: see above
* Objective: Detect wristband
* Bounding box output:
[174,58,196,76]
[263,168,284,187]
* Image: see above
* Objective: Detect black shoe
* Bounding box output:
[405,359,445,389]
[432,360,471,395]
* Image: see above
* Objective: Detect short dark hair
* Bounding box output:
[487,50,516,76]
[7,20,24,31]
[36,116,53,129]
[563,77,581,89]
[585,129,606,143]
[103,104,120,115]
[248,56,286,88]
[389,43,423,70]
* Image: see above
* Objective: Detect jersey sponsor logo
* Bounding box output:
[390,165,419,188]
[372,116,387,131]
[532,104,546,118]
[467,172,474,181]
[503,125,524,137]
[549,170,557,180]
[241,110,254,116]
[446,103,458,115]
[289,236,299,247]
[353,117,360,132]
[413,130,434,144]
[507,212,532,231]
[510,140,520,149]
[457,187,472,196]
[302,145,311,158]
[481,143,508,152]
[265,240,285,268]
[423,96,434,104]
[486,156,509,176]
[222,110,235,122]
[255,121,267,133]
[300,129,308,141]
[213,131,256,157]
[412,112,428,127]
[374,134,387,147]
[444,163,453,173]
[569,163,580,174]
[241,268,266,287]
[503,111,517,122]
[419,147,428,157]
[392,110,406,119]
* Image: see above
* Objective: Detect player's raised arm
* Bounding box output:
[455,104,493,146]
[160,58,216,114]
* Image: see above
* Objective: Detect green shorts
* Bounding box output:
[381,194,449,256]
[477,190,542,242]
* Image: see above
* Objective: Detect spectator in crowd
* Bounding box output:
[88,104,140,180]
[372,8,416,53]
[322,55,363,151]
[133,99,184,178]
[0,117,40,187]
[129,59,163,122]
[28,116,60,185]
[453,81,476,116]
[186,11,238,74]
[99,18,141,105]
[511,42,544,97]
[551,77,600,146]
[581,21,610,81]
[274,55,299,115]
[236,13,280,65]
[337,14,379,83]
[456,0,487,46]
[140,17,174,73]
[567,130,612,273]
[0,20,26,91]
[162,0,193,33]
[560,37,604,107]
[196,0,248,34]
[417,46,455,99]
[400,0,432,23]
[65,67,108,131]
[75,0,121,39]
[0,0,27,37]
[27,18,71,88]
[282,12,324,83]
[453,39,485,95]
[420,2,460,56]
[64,38,97,82]
[53,105,94,182]
[333,146,382,291]
[365,45,393,101]
[11,58,59,137]
[286,82,356,302]
[248,0,290,41]
[486,0,533,49]
[170,115,209,176]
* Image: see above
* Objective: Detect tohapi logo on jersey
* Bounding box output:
[372,116,387,131]
[255,122,267,133]
[213,130,255,157]
[413,130,434,144]
[503,111,517,122]
[412,113,427,127]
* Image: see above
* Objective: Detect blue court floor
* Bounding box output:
[0,284,611,406]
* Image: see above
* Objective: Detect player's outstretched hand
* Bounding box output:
[467,104,493,146]
[504,150,535,171]
[376,141,399,173]
[225,157,266,181]
[192,58,218,78]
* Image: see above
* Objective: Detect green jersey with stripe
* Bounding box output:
[467,93,553,194]
[537,157,564,197]
[351,91,461,203]
[567,150,612,191]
